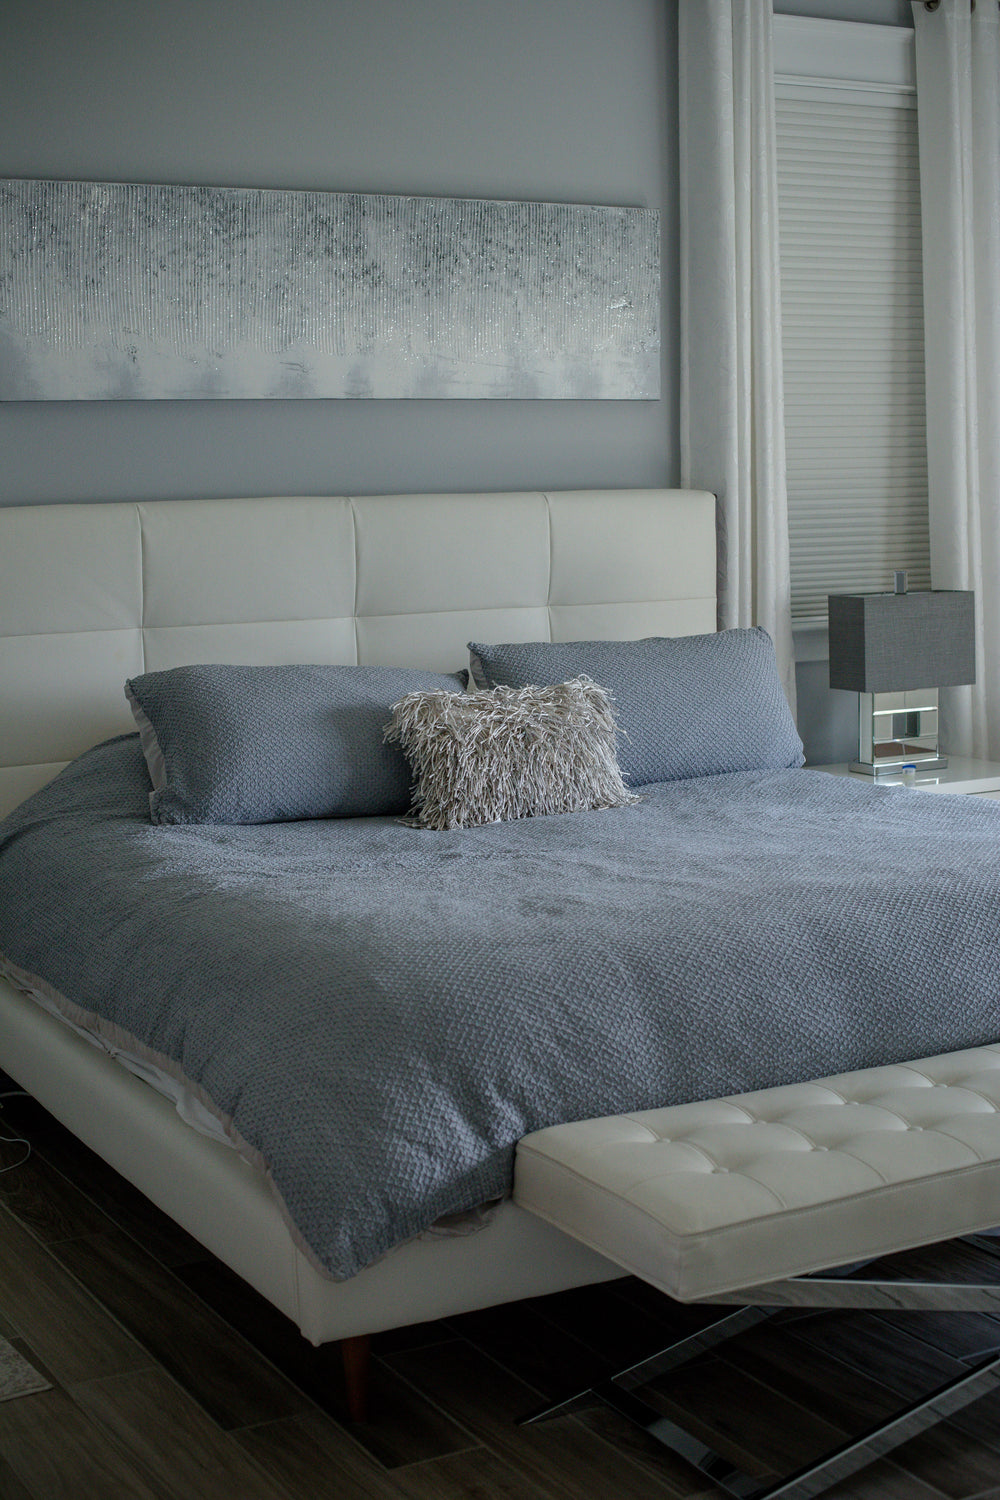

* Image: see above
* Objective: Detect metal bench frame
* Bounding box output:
[520,1235,1000,1500]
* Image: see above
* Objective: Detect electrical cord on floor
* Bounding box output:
[0,1090,31,1173]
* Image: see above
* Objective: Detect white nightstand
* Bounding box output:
[811,756,1000,800]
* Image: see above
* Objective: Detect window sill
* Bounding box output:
[792,621,829,664]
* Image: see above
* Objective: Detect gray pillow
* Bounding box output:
[467,629,803,786]
[384,677,639,830]
[125,663,467,825]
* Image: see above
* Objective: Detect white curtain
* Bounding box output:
[678,0,796,713]
[913,0,1000,757]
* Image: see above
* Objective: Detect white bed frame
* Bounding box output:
[0,488,716,1348]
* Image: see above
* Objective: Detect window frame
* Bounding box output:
[773,15,925,663]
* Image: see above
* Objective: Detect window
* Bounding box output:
[773,17,930,627]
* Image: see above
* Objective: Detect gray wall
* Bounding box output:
[0,0,673,505]
[0,0,911,758]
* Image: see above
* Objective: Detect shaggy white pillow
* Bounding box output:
[384,676,639,831]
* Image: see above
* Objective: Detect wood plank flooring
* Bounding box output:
[2,1085,1000,1499]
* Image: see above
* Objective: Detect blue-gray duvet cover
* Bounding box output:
[1,734,998,1279]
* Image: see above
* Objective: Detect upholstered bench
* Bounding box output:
[513,1044,1000,1500]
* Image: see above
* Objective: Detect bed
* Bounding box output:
[0,489,719,1350]
[2,487,999,1408]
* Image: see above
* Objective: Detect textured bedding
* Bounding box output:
[1,734,999,1280]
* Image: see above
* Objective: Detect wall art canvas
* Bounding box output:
[0,179,659,400]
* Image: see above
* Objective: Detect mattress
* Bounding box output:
[2,732,1000,1280]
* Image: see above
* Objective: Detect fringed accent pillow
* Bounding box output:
[384,676,640,831]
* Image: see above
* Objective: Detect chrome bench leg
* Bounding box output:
[521,1290,1000,1500]
[518,1304,773,1424]
[519,1254,1000,1499]
[588,1349,1000,1500]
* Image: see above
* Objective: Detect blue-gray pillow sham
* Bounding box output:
[125,663,467,825]
[467,629,803,786]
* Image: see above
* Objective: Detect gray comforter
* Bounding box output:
[1,734,999,1279]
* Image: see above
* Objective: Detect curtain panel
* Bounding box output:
[678,0,796,713]
[913,0,1000,758]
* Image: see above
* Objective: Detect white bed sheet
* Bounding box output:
[12,969,233,1145]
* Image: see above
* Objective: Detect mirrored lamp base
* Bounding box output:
[850,689,946,776]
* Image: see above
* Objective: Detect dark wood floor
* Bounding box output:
[2,1087,1000,1500]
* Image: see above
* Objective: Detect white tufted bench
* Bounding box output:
[513,1044,1000,1500]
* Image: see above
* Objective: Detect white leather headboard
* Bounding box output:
[0,488,716,817]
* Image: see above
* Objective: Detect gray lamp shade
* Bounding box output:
[828,590,976,693]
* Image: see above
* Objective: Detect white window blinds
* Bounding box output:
[774,21,930,626]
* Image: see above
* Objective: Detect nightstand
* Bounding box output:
[810,756,1000,800]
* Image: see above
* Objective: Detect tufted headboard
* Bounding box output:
[0,488,716,818]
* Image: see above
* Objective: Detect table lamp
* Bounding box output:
[828,573,975,775]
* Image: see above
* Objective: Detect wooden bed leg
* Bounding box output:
[341,1333,371,1423]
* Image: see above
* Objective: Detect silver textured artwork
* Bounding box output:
[0,179,659,400]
